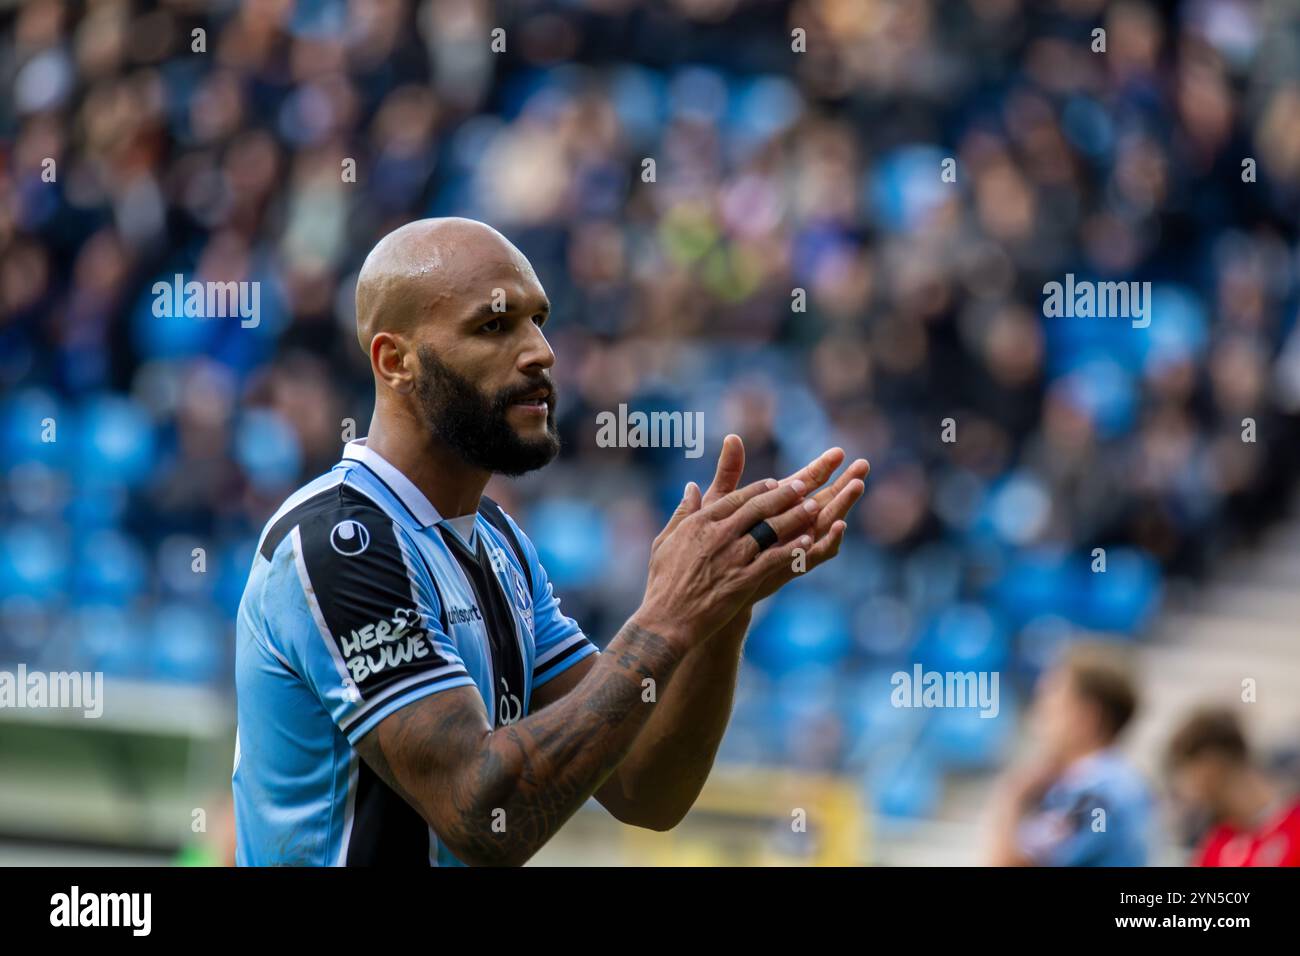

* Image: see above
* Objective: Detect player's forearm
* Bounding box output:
[986,785,1033,867]
[987,810,1024,866]
[444,615,686,865]
[602,608,751,830]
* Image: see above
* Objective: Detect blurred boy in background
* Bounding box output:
[987,644,1152,866]
[1166,707,1300,867]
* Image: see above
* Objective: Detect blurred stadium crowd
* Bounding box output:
[4,0,1300,826]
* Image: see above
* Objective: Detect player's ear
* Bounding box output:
[372,332,416,392]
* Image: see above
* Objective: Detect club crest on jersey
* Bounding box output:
[509,565,533,631]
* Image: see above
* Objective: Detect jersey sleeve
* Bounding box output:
[1018,807,1095,866]
[268,500,475,746]
[1018,788,1130,867]
[497,508,598,689]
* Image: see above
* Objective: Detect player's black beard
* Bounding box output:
[414,345,560,477]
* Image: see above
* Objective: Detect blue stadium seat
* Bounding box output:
[865,751,941,823]
[148,603,224,685]
[526,499,609,589]
[0,522,70,602]
[1080,547,1162,635]
[853,593,917,660]
[234,409,302,491]
[74,394,155,486]
[75,605,146,678]
[72,529,148,606]
[64,476,128,531]
[745,591,853,677]
[914,602,1009,674]
[2,389,67,468]
[870,145,951,235]
[921,699,1018,770]
[843,669,931,760]
[989,550,1075,630]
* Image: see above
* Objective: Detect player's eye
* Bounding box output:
[532,313,547,328]
[479,317,504,333]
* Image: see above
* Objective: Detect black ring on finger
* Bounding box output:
[746,519,779,551]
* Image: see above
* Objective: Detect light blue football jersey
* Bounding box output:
[233,439,596,866]
[1018,748,1153,866]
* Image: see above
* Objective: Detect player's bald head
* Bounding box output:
[354,217,536,357]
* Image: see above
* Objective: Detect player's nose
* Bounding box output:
[517,321,556,372]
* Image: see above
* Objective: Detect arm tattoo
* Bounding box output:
[356,620,681,866]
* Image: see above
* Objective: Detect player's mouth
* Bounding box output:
[509,388,552,418]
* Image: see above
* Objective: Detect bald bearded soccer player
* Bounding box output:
[232,218,869,866]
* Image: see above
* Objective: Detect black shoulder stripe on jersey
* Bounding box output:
[534,636,587,676]
[337,668,466,735]
[478,494,532,593]
[259,484,345,560]
[297,485,461,703]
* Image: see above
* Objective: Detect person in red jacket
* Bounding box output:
[1166,706,1300,867]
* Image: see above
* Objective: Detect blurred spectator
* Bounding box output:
[1166,706,1300,867]
[986,643,1151,865]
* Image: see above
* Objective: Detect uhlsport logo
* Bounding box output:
[330,519,370,556]
[446,603,482,625]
